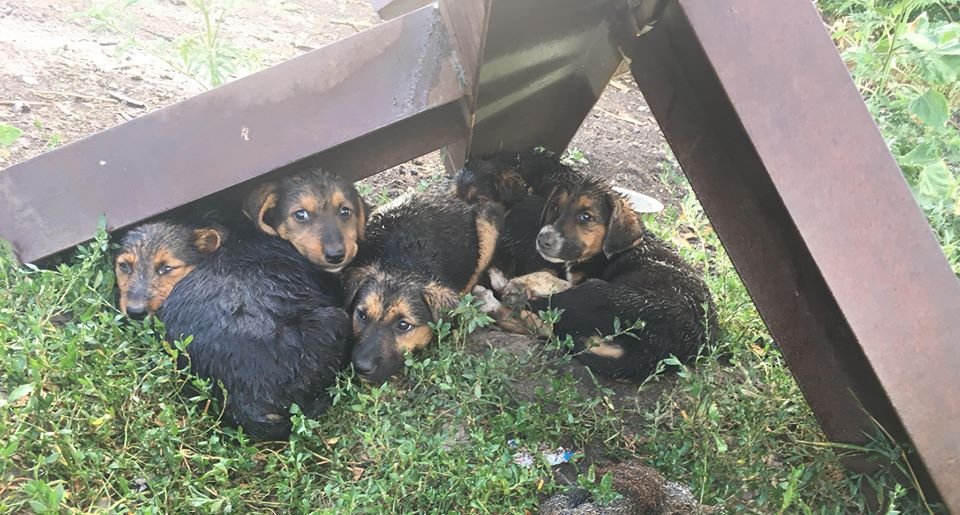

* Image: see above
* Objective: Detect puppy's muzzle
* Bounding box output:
[536,226,566,263]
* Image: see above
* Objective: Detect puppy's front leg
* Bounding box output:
[472,285,549,337]
[502,271,572,308]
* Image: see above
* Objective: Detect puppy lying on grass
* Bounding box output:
[115,221,350,440]
[343,188,503,384]
[464,152,718,380]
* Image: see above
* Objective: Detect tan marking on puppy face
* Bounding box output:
[386,299,434,353]
[539,189,607,262]
[116,223,224,318]
[581,336,625,359]
[570,194,606,260]
[275,188,364,271]
[148,249,193,313]
[350,278,440,383]
[114,252,137,314]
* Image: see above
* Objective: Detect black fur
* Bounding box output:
[355,192,490,288]
[344,189,500,383]
[531,233,718,379]
[533,170,717,380]
[456,150,569,277]
[159,229,351,440]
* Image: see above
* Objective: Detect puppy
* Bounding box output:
[483,164,718,380]
[114,222,225,319]
[454,151,567,280]
[344,189,503,384]
[243,168,368,272]
[116,222,351,440]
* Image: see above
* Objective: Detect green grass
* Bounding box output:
[0,193,933,513]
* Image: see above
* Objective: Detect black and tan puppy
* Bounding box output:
[480,168,718,380]
[115,222,225,319]
[454,151,586,281]
[243,168,368,272]
[344,190,503,384]
[116,222,351,440]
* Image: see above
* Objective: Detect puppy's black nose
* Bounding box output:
[125,304,149,320]
[353,358,375,377]
[537,232,556,249]
[325,248,346,264]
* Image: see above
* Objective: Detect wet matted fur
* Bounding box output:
[157,226,351,440]
[343,189,503,384]
[477,154,718,380]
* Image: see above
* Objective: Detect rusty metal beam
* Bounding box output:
[370,0,625,172]
[0,0,490,264]
[625,0,959,509]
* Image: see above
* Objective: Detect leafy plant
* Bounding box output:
[0,124,23,147]
[83,0,260,89]
[824,0,960,274]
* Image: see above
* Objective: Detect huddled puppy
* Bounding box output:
[243,167,369,272]
[462,151,718,380]
[114,169,365,440]
[343,188,504,384]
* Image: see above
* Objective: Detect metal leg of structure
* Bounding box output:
[625,0,959,509]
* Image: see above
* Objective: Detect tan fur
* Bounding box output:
[503,271,572,299]
[422,282,459,320]
[243,183,280,236]
[465,215,500,292]
[581,336,626,359]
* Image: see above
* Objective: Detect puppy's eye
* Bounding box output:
[339,206,352,219]
[117,262,132,274]
[548,201,558,212]
[356,309,367,321]
[294,209,310,222]
[578,212,594,223]
[397,320,412,332]
[157,264,176,276]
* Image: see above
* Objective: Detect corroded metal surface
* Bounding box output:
[626,0,959,509]
[0,0,488,263]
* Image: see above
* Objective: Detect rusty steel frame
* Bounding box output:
[624,0,959,509]
[1,0,958,510]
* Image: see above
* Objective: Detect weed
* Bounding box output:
[83,0,260,89]
[821,0,960,274]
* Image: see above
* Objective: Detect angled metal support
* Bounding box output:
[624,0,959,509]
[0,0,490,263]
[373,0,626,171]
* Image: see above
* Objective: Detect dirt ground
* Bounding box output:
[0,0,686,494]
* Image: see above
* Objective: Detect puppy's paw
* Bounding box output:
[488,267,509,293]
[471,285,501,314]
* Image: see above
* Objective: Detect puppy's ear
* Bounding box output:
[603,193,645,258]
[192,227,226,255]
[357,197,371,241]
[342,265,377,308]
[422,282,459,321]
[242,182,279,236]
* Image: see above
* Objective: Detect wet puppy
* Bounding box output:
[483,170,718,380]
[344,189,503,384]
[116,222,351,440]
[454,151,568,281]
[243,168,368,272]
[114,222,225,319]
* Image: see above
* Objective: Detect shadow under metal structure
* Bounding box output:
[1,0,958,510]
